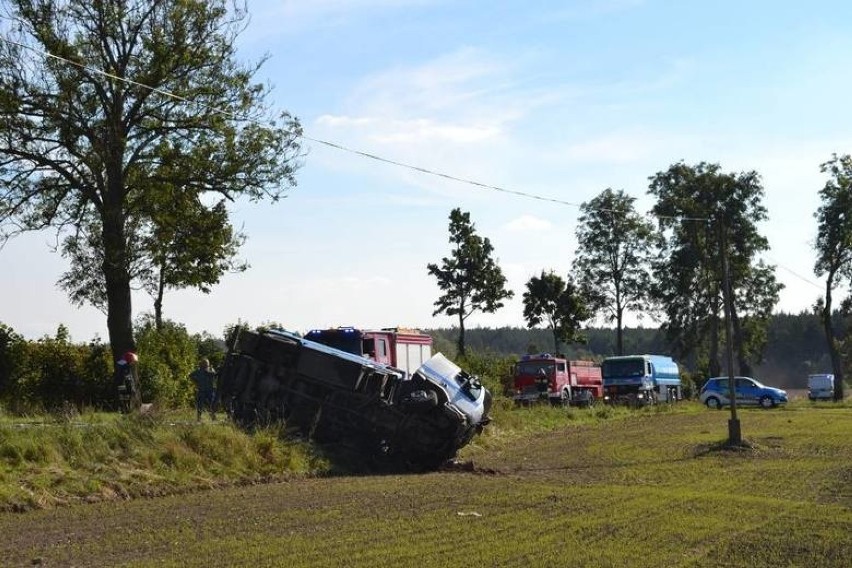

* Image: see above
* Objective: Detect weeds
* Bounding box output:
[0,409,327,511]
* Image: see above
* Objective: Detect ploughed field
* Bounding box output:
[0,403,849,567]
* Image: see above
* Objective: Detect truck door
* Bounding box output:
[372,336,391,366]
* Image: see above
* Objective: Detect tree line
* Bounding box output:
[427,162,851,401]
[428,309,847,390]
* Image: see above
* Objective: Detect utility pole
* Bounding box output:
[720,219,742,445]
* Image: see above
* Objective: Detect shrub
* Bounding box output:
[134,316,197,408]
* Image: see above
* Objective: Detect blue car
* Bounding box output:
[699,376,788,409]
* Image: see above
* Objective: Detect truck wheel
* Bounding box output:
[704,396,722,410]
[759,396,775,409]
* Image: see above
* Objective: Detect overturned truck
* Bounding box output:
[218,329,492,470]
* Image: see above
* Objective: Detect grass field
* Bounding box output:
[0,401,849,567]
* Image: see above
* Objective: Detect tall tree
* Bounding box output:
[427,208,513,356]
[573,188,655,355]
[522,270,591,353]
[648,162,782,376]
[58,192,247,330]
[0,0,302,363]
[813,154,852,401]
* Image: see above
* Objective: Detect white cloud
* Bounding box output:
[504,215,552,233]
[317,114,500,145]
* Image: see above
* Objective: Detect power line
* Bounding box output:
[2,32,824,291]
[0,35,698,220]
[765,256,822,290]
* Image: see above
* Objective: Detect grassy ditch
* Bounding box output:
[0,408,328,511]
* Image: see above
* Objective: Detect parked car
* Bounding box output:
[699,376,788,409]
[807,374,835,401]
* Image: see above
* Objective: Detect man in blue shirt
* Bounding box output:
[190,358,217,421]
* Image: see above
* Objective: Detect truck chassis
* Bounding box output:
[218,329,491,471]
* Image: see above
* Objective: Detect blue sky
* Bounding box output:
[3,0,852,341]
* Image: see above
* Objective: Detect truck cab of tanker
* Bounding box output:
[602,354,681,405]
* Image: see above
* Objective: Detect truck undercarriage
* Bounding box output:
[218,329,491,471]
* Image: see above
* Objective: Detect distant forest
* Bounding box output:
[427,311,845,389]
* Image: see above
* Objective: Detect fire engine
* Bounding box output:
[512,353,603,406]
[304,327,432,375]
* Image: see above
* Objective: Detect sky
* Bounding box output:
[2,0,852,342]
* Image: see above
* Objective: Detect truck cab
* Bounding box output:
[512,354,602,406]
[602,354,681,405]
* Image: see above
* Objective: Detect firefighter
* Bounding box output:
[115,351,141,412]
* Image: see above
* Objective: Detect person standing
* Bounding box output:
[190,358,217,421]
[115,351,141,413]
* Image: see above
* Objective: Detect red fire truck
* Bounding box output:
[512,353,603,406]
[304,327,433,376]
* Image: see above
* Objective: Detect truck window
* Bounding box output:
[362,338,375,356]
[309,331,361,355]
[557,362,566,373]
[455,371,483,401]
[517,361,556,375]
[377,339,387,357]
[602,359,645,378]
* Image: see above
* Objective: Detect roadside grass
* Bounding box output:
[0,408,328,511]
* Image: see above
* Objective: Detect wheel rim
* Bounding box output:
[706,397,719,409]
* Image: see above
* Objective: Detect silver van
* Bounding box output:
[808,374,835,401]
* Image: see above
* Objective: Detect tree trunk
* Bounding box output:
[822,279,845,401]
[616,306,624,356]
[708,289,721,378]
[102,201,135,365]
[154,264,165,331]
[456,311,466,357]
[730,305,751,377]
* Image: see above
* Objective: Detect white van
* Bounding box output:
[807,374,835,401]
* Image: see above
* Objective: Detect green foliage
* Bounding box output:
[192,331,228,370]
[452,349,517,397]
[427,209,513,356]
[522,270,591,353]
[0,323,25,399]
[649,162,782,376]
[813,153,852,399]
[134,316,197,408]
[574,188,655,355]
[0,0,302,360]
[0,325,113,412]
